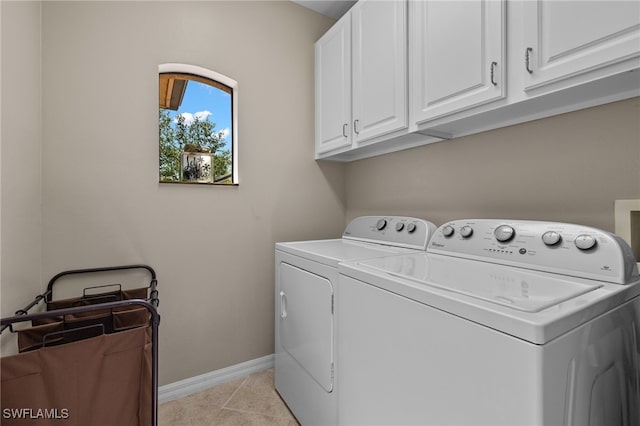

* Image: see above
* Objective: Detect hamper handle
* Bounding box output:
[42,323,105,347]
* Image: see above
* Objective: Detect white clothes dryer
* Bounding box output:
[275,216,437,425]
[338,219,640,426]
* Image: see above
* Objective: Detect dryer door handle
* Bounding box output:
[280,291,287,319]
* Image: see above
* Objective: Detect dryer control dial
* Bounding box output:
[407,223,417,233]
[494,225,515,242]
[542,231,562,246]
[395,222,405,232]
[460,225,474,238]
[575,234,597,251]
[376,219,387,231]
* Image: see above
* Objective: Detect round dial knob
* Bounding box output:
[395,222,405,232]
[406,223,417,233]
[460,225,474,238]
[494,225,515,242]
[376,219,387,231]
[441,225,454,237]
[542,231,562,246]
[574,234,597,250]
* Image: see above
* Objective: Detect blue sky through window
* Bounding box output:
[165,80,232,152]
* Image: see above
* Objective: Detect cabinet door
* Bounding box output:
[410,0,505,125]
[351,0,407,144]
[315,16,351,155]
[522,1,640,91]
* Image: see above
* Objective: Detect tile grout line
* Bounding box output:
[219,371,297,421]
[220,375,249,409]
[218,406,296,420]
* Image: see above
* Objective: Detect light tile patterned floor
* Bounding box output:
[159,369,300,425]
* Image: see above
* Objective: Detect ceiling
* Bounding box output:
[292,0,356,19]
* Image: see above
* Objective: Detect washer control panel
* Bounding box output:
[343,216,437,250]
[428,219,639,284]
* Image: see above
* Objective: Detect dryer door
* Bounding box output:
[279,262,334,392]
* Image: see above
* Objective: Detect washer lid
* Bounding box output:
[364,253,602,313]
[342,253,640,344]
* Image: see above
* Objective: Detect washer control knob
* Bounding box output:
[395,222,405,232]
[407,223,417,233]
[494,225,515,242]
[442,225,455,237]
[542,231,562,246]
[460,225,474,238]
[376,219,387,231]
[575,234,597,251]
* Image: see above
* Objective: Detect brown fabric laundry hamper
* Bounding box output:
[2,326,152,426]
[0,265,160,426]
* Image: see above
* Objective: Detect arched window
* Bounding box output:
[158,63,238,185]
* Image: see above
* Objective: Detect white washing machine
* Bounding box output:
[338,219,640,426]
[275,216,437,425]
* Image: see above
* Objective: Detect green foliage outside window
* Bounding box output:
[159,109,232,183]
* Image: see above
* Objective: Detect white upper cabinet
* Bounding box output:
[522,0,640,91]
[315,0,639,162]
[351,0,408,145]
[315,16,352,155]
[410,0,506,126]
[315,0,408,158]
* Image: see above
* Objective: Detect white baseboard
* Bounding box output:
[158,354,275,403]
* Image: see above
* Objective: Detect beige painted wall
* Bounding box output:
[37,1,343,385]
[0,1,43,352]
[345,97,640,233]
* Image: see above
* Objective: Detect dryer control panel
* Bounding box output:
[343,216,437,251]
[428,219,639,284]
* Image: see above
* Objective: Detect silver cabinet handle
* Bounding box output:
[525,47,533,74]
[342,123,348,138]
[490,61,498,86]
[354,119,360,135]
